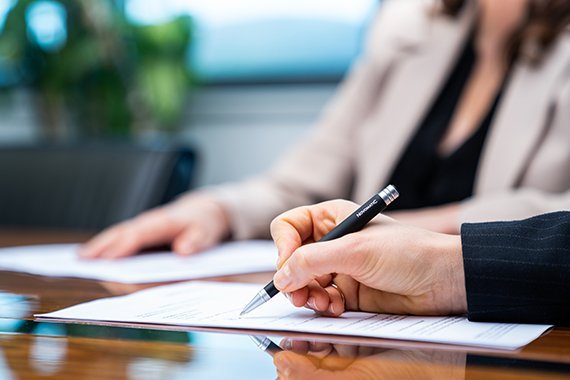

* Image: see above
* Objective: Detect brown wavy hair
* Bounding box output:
[441,0,570,65]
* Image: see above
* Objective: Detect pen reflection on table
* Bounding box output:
[249,335,283,357]
[270,337,467,380]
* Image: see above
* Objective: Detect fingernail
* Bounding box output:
[274,266,292,290]
[282,339,292,350]
[307,297,316,310]
[329,303,337,315]
[178,242,195,255]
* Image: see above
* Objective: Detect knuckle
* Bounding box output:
[103,223,129,240]
[118,224,140,248]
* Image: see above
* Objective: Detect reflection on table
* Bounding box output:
[271,336,570,380]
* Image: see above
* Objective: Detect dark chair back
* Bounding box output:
[0,144,197,231]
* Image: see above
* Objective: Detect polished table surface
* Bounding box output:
[0,230,569,379]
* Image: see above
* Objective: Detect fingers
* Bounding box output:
[79,195,231,260]
[280,338,334,358]
[273,351,321,380]
[79,227,123,259]
[305,282,330,312]
[288,287,309,307]
[323,285,346,316]
[171,224,218,256]
[287,281,345,317]
[79,208,182,259]
[171,199,232,256]
[280,338,311,353]
[273,351,353,380]
[270,206,314,268]
[287,279,330,308]
[271,200,358,269]
[273,237,359,293]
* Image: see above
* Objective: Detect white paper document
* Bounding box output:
[0,241,277,283]
[36,281,551,349]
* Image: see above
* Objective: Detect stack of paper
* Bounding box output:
[36,281,552,350]
[0,241,277,283]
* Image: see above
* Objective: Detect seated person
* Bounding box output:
[271,201,570,326]
[81,0,570,259]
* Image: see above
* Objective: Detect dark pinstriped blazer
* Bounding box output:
[461,212,570,326]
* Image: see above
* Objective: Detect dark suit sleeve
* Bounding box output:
[461,211,570,326]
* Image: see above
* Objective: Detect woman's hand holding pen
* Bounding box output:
[80,194,231,259]
[271,200,468,316]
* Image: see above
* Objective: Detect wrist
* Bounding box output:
[444,234,467,313]
[430,233,467,314]
[440,203,460,234]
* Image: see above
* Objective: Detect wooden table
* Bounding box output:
[0,231,569,379]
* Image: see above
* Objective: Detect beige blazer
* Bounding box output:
[207,0,570,239]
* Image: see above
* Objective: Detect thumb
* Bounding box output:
[273,237,358,293]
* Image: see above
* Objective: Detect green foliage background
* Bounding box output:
[0,0,193,140]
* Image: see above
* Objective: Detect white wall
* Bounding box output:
[180,84,336,186]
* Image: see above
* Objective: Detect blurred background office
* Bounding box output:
[0,0,378,185]
[0,0,378,230]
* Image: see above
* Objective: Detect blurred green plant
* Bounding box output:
[0,0,192,140]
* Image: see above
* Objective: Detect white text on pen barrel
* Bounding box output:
[356,199,378,218]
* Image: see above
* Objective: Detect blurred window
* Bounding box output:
[26,1,67,52]
[125,0,379,83]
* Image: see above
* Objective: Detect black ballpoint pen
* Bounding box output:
[240,184,399,316]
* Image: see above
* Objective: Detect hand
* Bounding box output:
[386,203,460,234]
[271,200,467,316]
[79,194,230,259]
[274,338,466,380]
[98,281,156,296]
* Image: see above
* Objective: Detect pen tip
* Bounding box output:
[241,289,270,317]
